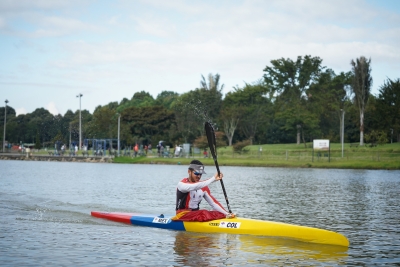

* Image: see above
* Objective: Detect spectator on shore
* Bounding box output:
[134,143,139,157]
[175,144,181,157]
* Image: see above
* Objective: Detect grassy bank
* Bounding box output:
[113,142,400,170]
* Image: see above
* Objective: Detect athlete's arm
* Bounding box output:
[203,189,228,215]
[177,176,216,193]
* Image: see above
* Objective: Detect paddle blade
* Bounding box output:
[205,121,218,160]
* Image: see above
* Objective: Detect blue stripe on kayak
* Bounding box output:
[130,215,185,231]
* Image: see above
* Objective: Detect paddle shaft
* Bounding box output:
[205,121,232,214]
[212,156,232,213]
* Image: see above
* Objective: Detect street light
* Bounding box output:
[117,113,121,157]
[340,109,345,158]
[76,94,83,150]
[3,99,8,152]
[391,128,393,144]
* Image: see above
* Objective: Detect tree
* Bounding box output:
[219,106,242,146]
[156,91,179,109]
[89,106,117,139]
[350,56,372,146]
[223,82,271,145]
[122,105,175,145]
[116,91,156,113]
[193,131,226,149]
[375,78,400,142]
[263,55,324,99]
[307,69,352,141]
[263,55,324,145]
[173,74,224,143]
[199,73,224,122]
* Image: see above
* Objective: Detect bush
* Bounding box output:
[233,140,251,153]
[364,130,388,145]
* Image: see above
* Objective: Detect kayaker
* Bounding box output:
[174,159,235,221]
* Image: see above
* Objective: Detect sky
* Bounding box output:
[1,0,399,116]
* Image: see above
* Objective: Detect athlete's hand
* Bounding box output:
[214,172,223,181]
[226,213,236,219]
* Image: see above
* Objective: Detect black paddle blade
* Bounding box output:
[205,122,217,159]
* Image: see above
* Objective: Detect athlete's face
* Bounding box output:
[188,170,202,182]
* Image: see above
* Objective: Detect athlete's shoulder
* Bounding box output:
[202,186,211,193]
[179,178,190,183]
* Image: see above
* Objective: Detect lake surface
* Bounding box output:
[0,160,399,266]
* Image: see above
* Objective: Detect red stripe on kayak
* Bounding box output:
[91,211,136,224]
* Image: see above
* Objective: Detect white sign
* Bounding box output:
[219,221,241,229]
[152,217,170,224]
[313,139,330,150]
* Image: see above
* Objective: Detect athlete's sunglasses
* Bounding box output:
[193,171,202,176]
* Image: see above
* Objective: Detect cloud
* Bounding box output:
[0,0,89,12]
[1,0,399,114]
[46,102,60,115]
[15,107,27,116]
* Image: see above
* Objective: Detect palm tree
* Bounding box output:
[350,56,372,146]
[199,73,224,125]
[200,73,224,92]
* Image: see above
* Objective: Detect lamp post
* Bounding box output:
[117,113,121,157]
[391,128,393,144]
[76,94,83,150]
[69,123,72,150]
[340,109,345,158]
[3,99,8,152]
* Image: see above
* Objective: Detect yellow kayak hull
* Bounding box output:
[183,217,349,247]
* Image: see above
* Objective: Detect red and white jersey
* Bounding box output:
[176,177,228,215]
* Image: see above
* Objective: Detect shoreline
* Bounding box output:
[2,153,398,170]
[0,153,113,163]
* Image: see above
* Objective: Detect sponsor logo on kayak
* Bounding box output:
[219,221,241,229]
[209,222,219,226]
[152,217,170,224]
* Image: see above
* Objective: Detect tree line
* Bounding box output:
[1,55,399,150]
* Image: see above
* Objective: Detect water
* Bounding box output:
[0,160,399,266]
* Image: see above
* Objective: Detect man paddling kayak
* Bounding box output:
[174,160,235,221]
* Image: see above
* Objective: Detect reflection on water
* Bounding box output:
[173,231,348,266]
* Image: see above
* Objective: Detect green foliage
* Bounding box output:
[122,105,175,145]
[52,131,65,143]
[116,91,156,113]
[263,55,325,146]
[232,140,251,153]
[193,131,226,149]
[224,81,271,145]
[35,131,41,149]
[364,130,388,145]
[263,55,324,98]
[375,78,400,139]
[156,91,180,109]
[88,106,117,139]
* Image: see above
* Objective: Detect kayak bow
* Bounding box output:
[91,211,349,247]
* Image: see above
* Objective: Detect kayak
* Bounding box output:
[91,211,349,247]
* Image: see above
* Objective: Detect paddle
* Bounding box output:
[205,121,232,214]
